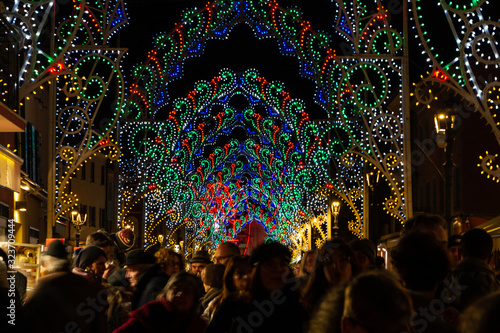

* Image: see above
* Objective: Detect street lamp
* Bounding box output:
[158,234,164,247]
[331,201,341,237]
[71,210,87,247]
[434,104,457,234]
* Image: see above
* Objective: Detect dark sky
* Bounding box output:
[117,0,408,118]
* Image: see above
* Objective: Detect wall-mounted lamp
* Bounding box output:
[20,181,31,191]
[15,201,27,211]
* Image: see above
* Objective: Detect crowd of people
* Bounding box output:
[1,214,500,332]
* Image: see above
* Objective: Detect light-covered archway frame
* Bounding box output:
[118,0,410,255]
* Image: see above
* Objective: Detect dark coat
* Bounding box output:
[113,299,206,333]
[20,272,107,333]
[132,264,169,310]
[450,257,500,310]
[206,288,307,333]
[200,287,221,311]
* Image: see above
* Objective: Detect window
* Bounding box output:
[89,206,96,227]
[20,123,41,184]
[80,204,88,224]
[90,162,95,182]
[29,227,39,244]
[100,166,105,185]
[99,208,106,229]
[81,164,86,180]
[0,202,9,218]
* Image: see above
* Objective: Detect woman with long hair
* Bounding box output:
[114,272,206,333]
[206,241,307,333]
[301,238,359,314]
[204,255,251,321]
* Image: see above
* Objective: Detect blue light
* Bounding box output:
[281,40,294,53]
[169,64,181,78]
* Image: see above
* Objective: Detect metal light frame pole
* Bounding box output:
[434,109,456,234]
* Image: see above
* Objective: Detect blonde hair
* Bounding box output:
[154,248,186,271]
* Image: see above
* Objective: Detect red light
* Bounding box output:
[49,62,65,74]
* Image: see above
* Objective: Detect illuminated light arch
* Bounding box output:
[117,0,409,254]
[411,0,500,182]
[1,0,129,225]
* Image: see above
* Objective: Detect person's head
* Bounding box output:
[250,241,291,293]
[188,250,212,276]
[461,228,493,261]
[341,271,414,333]
[111,228,135,253]
[201,264,225,292]
[403,214,448,246]
[349,239,376,272]
[214,242,240,265]
[448,234,462,265]
[41,240,70,274]
[460,290,500,333]
[318,238,358,286]
[391,230,451,294]
[75,246,107,278]
[223,255,252,296]
[86,231,113,258]
[124,249,156,288]
[299,251,317,277]
[155,248,185,276]
[159,272,203,314]
[302,238,359,313]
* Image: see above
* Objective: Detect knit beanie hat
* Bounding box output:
[46,240,69,259]
[349,239,376,265]
[112,229,135,251]
[74,246,107,269]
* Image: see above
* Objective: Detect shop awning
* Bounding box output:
[475,215,500,237]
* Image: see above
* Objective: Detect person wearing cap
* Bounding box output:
[40,239,71,275]
[111,229,135,262]
[188,250,212,277]
[124,249,169,310]
[206,241,307,333]
[349,238,377,273]
[86,230,117,280]
[72,245,108,291]
[21,240,107,333]
[105,229,136,288]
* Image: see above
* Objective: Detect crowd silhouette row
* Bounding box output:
[1,214,499,333]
